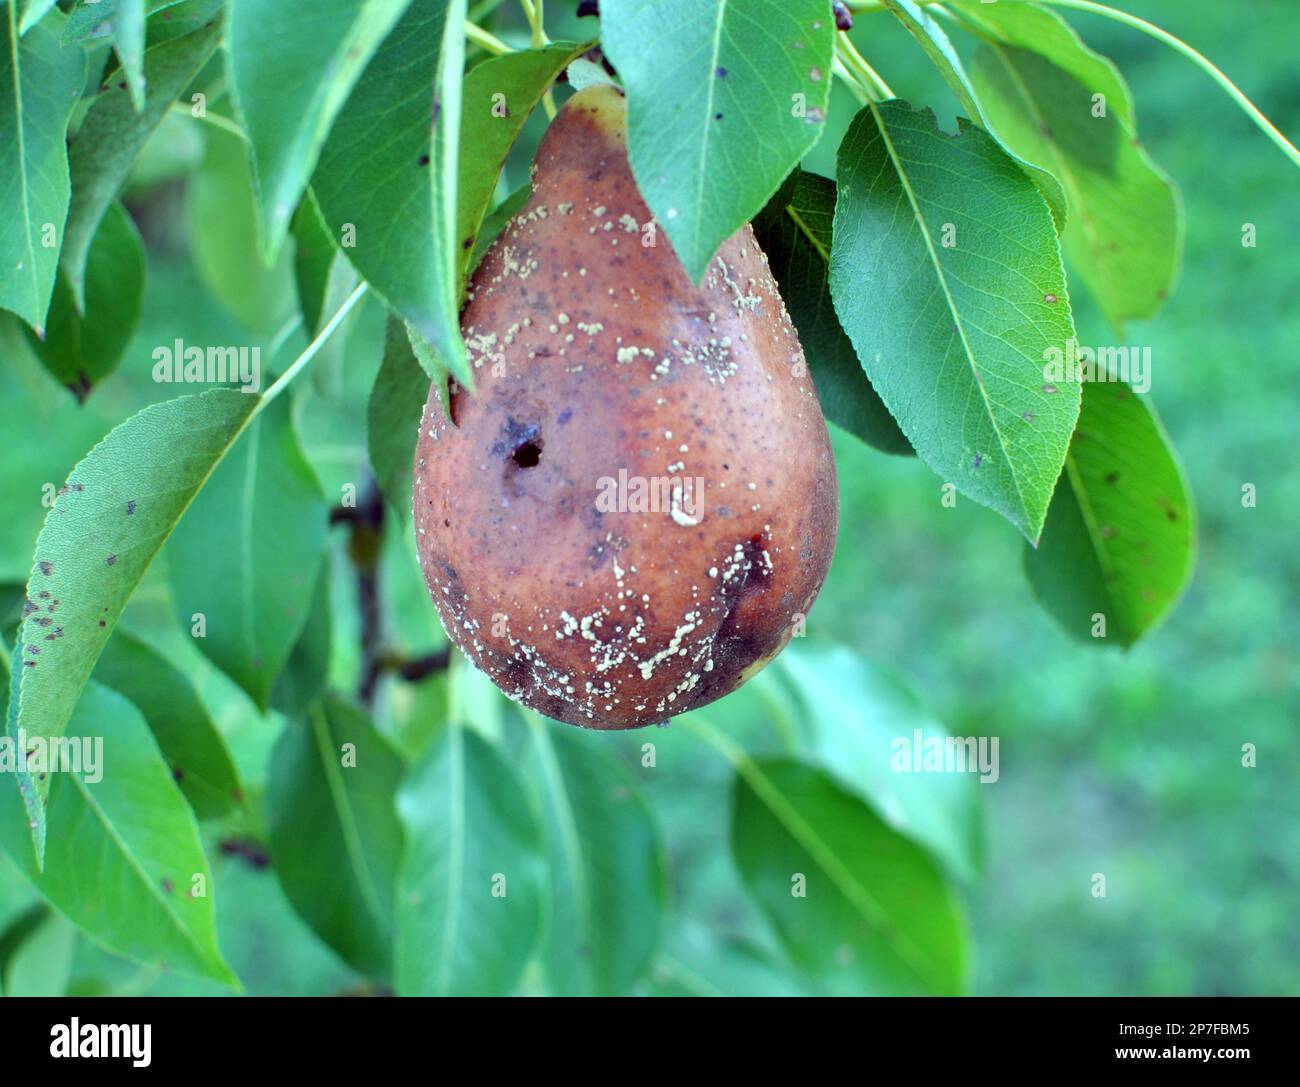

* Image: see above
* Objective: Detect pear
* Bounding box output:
[413,84,838,729]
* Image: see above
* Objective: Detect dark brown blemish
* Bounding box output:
[106,554,117,566]
[126,500,136,515]
[38,560,52,575]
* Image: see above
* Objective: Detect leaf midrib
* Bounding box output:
[69,755,221,976]
[309,701,388,932]
[865,99,1031,526]
[690,0,728,261]
[435,723,466,993]
[737,753,948,990]
[984,40,1104,265]
[531,723,593,986]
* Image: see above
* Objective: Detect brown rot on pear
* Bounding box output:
[412,84,838,730]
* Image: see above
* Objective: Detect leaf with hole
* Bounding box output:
[878,0,1067,229]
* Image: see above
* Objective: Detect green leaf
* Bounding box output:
[649,924,809,996]
[142,0,227,50]
[959,1,1182,326]
[291,191,357,338]
[1025,378,1193,646]
[878,0,1068,229]
[0,322,118,582]
[93,629,243,819]
[524,721,666,995]
[830,100,1079,542]
[18,1,60,36]
[767,641,983,882]
[270,562,332,716]
[225,0,412,259]
[187,120,296,334]
[600,0,834,282]
[62,1,151,110]
[15,389,259,861]
[116,0,147,112]
[752,168,911,456]
[368,312,430,522]
[22,202,145,401]
[456,42,590,284]
[395,724,546,995]
[166,392,327,709]
[2,911,77,996]
[312,0,471,386]
[0,677,237,986]
[265,697,405,979]
[0,8,86,332]
[732,758,967,995]
[62,17,221,310]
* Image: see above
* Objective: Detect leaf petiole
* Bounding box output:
[260,283,368,408]
[465,20,514,55]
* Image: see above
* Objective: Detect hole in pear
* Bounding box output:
[512,441,542,468]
